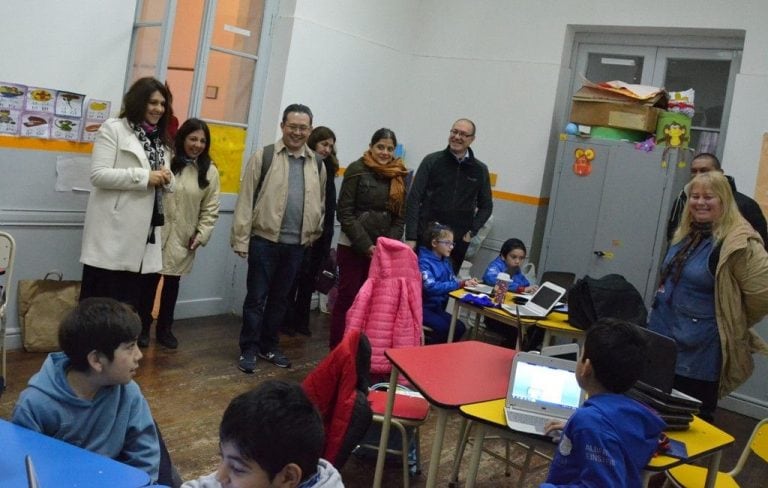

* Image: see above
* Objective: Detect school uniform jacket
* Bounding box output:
[80,118,173,273]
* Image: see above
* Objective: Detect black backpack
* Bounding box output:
[567,274,648,330]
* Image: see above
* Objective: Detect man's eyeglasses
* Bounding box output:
[436,240,455,248]
[285,124,310,133]
[450,128,474,138]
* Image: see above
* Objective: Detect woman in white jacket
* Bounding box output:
[79,77,174,314]
[138,118,220,348]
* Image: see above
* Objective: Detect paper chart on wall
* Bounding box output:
[55,155,93,192]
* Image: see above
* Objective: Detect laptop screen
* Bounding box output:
[529,284,562,309]
[510,360,582,411]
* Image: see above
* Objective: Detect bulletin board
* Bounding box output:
[208,123,246,194]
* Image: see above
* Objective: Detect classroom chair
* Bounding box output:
[0,231,16,394]
[666,418,768,487]
[361,386,430,488]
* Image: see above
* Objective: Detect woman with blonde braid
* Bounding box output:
[329,128,408,349]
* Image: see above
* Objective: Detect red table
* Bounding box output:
[372,341,516,488]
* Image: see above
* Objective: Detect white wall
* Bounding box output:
[1,0,136,112]
[265,0,768,198]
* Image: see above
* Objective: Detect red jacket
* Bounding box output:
[302,329,367,465]
[345,237,422,375]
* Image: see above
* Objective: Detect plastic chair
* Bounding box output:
[362,387,430,488]
[666,418,768,487]
[0,231,16,393]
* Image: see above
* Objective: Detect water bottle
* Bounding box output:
[494,272,510,307]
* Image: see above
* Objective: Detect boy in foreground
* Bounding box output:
[12,297,160,481]
[182,380,343,488]
[541,319,666,487]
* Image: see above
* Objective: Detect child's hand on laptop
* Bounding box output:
[544,420,565,442]
[525,284,539,293]
[462,277,479,288]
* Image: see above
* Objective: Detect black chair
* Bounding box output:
[522,271,576,351]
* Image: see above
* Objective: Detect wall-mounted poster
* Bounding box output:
[0,108,21,135]
[85,99,110,120]
[0,82,26,110]
[25,87,56,113]
[55,92,85,118]
[52,116,81,141]
[20,112,52,138]
[80,121,103,142]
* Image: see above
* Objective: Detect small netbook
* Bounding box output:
[504,351,585,435]
[501,281,566,318]
[26,455,40,488]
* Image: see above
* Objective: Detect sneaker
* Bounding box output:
[258,350,291,368]
[238,351,257,374]
[156,328,178,349]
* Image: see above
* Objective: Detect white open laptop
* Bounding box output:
[500,281,566,318]
[504,351,585,435]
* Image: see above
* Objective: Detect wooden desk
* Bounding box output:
[457,399,734,488]
[371,341,516,488]
[447,289,583,346]
[0,419,151,487]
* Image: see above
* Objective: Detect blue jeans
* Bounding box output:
[239,236,305,354]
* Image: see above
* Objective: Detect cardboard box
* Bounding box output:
[570,101,661,132]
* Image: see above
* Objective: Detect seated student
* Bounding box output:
[182,380,343,488]
[541,318,666,488]
[418,222,478,343]
[482,238,537,293]
[12,297,160,481]
[482,238,537,347]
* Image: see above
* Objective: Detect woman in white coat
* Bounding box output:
[138,118,220,348]
[79,77,175,313]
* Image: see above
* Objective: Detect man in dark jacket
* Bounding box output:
[667,153,767,248]
[405,118,493,272]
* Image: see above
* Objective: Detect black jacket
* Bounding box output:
[336,159,404,255]
[405,146,493,241]
[667,174,768,249]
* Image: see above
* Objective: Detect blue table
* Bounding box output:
[0,419,151,487]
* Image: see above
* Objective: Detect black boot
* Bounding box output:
[138,325,150,348]
[157,324,178,349]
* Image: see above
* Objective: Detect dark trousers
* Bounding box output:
[423,305,466,344]
[80,264,143,310]
[283,240,327,333]
[136,273,181,331]
[484,317,519,347]
[239,236,305,355]
[674,374,720,422]
[329,244,370,349]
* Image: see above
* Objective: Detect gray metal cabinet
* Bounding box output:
[539,136,690,305]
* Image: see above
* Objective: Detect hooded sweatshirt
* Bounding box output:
[181,458,345,488]
[11,352,160,481]
[542,393,665,488]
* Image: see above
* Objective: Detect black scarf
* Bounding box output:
[132,123,165,242]
[659,221,713,287]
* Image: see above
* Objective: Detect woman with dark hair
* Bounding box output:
[137,118,220,348]
[329,128,409,348]
[79,77,174,313]
[648,171,768,421]
[282,126,338,336]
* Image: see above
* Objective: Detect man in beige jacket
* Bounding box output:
[231,104,326,373]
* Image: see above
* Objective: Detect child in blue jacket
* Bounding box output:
[542,319,665,487]
[418,222,478,343]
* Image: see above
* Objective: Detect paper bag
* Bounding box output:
[18,271,80,352]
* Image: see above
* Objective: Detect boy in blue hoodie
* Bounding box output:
[182,380,344,488]
[12,297,160,481]
[542,318,666,488]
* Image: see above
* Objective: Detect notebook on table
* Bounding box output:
[500,281,566,318]
[504,351,585,435]
[463,283,493,295]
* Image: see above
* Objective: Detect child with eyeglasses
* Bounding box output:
[418,222,478,343]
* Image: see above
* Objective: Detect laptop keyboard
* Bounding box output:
[506,409,548,434]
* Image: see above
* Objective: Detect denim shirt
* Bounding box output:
[648,237,720,381]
